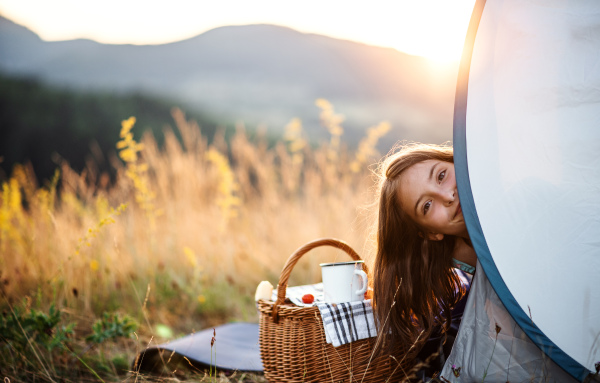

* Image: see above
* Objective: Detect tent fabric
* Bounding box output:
[452,0,600,381]
[439,261,577,382]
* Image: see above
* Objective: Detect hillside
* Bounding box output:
[0,15,459,143]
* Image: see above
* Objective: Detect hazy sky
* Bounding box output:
[0,0,476,62]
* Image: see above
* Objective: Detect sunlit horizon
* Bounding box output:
[0,0,475,63]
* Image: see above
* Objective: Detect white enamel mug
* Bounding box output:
[320,260,368,303]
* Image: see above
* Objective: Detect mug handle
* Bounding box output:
[354,269,368,297]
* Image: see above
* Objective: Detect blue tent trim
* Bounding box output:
[452,0,589,381]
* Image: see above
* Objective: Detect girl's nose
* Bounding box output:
[440,188,455,205]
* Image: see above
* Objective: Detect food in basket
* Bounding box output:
[254,280,273,301]
[302,293,315,304]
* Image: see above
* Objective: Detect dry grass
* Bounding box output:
[0,104,388,381]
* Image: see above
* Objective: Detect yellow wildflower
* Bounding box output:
[316,98,345,161]
[350,121,391,173]
[284,118,306,165]
[206,148,241,227]
[184,246,198,268]
[116,117,160,227]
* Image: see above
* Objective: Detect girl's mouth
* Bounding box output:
[454,203,462,220]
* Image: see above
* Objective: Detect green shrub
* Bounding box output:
[86,312,138,344]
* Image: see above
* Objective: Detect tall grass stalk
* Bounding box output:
[482,324,502,383]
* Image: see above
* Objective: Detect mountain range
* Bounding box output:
[0,14,459,144]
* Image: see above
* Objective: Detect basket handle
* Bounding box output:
[272,238,366,322]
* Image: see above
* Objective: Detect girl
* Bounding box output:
[372,143,477,365]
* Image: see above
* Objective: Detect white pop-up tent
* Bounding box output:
[440,1,600,382]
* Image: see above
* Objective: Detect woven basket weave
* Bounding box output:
[257,238,415,382]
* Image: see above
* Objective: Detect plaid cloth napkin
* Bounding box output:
[317,300,376,347]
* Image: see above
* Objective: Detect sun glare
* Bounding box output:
[347,1,476,63]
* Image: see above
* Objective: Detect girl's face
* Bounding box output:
[397,160,468,240]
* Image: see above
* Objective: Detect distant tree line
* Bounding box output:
[0,73,220,182]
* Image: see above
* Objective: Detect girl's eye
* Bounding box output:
[438,170,446,183]
[423,201,432,215]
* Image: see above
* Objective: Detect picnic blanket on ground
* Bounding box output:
[132,322,263,373]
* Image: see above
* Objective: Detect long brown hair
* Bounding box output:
[372,143,465,356]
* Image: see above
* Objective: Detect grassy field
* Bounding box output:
[0,102,390,382]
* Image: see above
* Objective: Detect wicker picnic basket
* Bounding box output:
[257,238,416,382]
